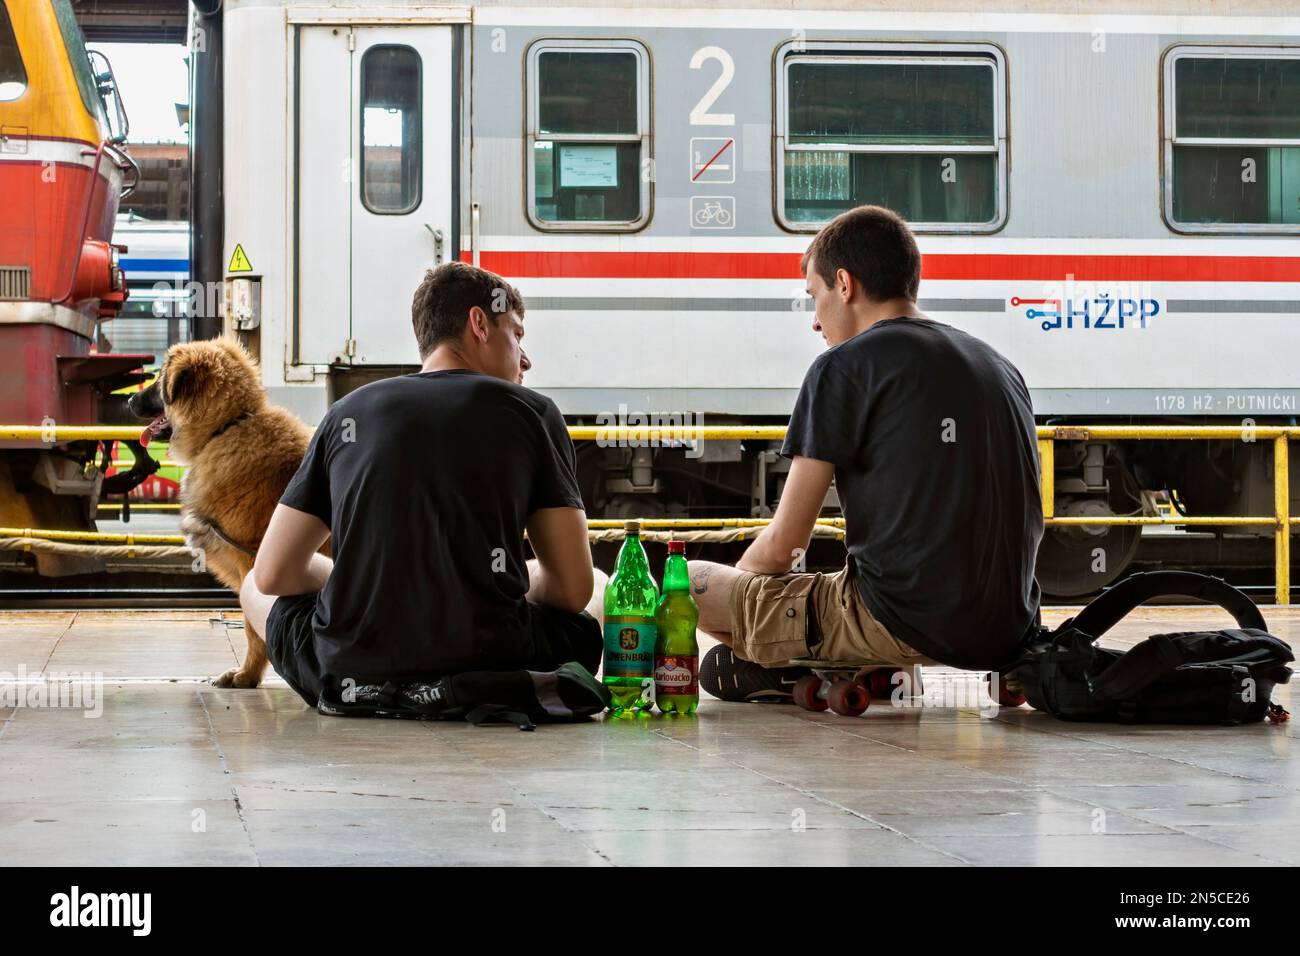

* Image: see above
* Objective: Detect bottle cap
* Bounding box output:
[667,540,685,554]
[624,520,640,534]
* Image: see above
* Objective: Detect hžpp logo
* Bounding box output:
[1011,294,1160,331]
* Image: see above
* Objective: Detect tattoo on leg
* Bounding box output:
[692,564,715,595]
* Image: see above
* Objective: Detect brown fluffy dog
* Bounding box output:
[128,338,317,687]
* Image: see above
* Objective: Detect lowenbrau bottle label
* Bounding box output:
[603,618,657,678]
[654,655,699,695]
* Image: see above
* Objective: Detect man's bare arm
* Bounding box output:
[253,504,332,596]
[736,456,835,574]
[526,506,595,613]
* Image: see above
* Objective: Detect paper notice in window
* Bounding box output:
[559,145,618,188]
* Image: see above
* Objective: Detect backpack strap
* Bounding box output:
[1090,633,1195,699]
[1066,571,1266,640]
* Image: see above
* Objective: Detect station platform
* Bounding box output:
[0,605,1294,867]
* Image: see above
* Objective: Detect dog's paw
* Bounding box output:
[212,668,263,689]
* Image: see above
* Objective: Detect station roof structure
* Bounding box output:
[72,0,189,44]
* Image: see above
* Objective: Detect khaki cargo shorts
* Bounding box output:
[727,560,941,669]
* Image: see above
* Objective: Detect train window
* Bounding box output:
[0,3,24,102]
[51,0,101,120]
[527,39,650,230]
[1165,48,1300,232]
[776,43,1006,233]
[360,45,422,215]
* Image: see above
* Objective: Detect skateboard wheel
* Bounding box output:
[867,668,900,698]
[987,672,1026,708]
[827,679,870,717]
[793,675,828,712]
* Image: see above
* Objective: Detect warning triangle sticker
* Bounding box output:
[228,244,254,273]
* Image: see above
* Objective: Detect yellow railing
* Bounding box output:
[3,423,1297,603]
[6,423,1295,443]
[0,518,846,546]
[1032,425,1294,604]
[96,503,182,512]
[0,427,145,441]
[0,528,185,545]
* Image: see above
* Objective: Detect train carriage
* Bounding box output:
[216,0,1300,594]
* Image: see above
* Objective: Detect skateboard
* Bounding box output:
[787,659,916,717]
[789,660,1027,716]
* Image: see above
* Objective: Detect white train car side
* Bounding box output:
[219,0,1300,593]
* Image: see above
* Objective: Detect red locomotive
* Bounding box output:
[0,0,153,573]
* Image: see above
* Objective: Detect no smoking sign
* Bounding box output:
[689,137,736,184]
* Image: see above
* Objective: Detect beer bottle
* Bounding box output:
[603,520,659,714]
[654,540,700,714]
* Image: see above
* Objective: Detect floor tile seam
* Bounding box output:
[197,688,262,866]
[414,720,618,866]
[649,723,978,865]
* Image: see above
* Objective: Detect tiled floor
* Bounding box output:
[0,606,1294,866]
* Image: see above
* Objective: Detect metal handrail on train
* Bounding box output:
[1,424,1296,604]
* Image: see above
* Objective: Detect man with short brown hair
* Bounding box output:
[239,262,600,708]
[694,205,1043,701]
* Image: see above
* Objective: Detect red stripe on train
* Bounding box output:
[0,163,110,301]
[462,250,1300,282]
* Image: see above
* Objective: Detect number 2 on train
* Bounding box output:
[689,47,735,126]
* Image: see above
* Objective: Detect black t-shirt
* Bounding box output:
[278,369,584,684]
[782,318,1043,669]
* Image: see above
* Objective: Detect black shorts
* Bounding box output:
[527,602,604,676]
[264,593,326,707]
[265,593,604,707]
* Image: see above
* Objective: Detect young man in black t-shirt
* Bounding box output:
[693,206,1044,700]
[239,263,601,707]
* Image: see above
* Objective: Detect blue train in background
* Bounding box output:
[105,214,189,361]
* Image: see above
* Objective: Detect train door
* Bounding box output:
[296,25,453,365]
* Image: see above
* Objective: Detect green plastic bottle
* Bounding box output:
[602,520,659,714]
[654,539,700,714]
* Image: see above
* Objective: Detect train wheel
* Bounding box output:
[793,675,828,712]
[827,680,870,717]
[1037,513,1142,599]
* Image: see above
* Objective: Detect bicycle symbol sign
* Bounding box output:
[690,195,735,230]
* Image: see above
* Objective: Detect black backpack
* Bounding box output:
[1009,571,1293,725]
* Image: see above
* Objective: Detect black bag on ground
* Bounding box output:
[1009,571,1293,725]
[317,661,612,730]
